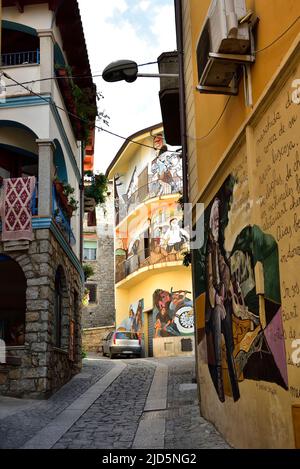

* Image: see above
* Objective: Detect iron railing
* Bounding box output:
[52,185,76,246]
[115,244,185,283]
[1,50,40,67]
[116,177,183,224]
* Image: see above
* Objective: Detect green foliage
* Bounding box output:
[84,172,108,206]
[81,347,87,359]
[83,264,94,280]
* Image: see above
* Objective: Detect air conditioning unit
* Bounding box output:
[197,0,255,97]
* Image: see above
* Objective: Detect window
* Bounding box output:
[85,283,97,303]
[83,241,97,260]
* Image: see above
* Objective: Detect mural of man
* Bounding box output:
[205,198,240,402]
[162,218,190,254]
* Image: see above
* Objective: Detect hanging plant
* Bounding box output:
[84,172,108,207]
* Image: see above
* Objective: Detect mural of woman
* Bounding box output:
[205,198,240,403]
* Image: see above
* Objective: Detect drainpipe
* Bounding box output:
[174,0,188,206]
[174,0,201,398]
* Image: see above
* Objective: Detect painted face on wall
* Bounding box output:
[209,199,220,242]
[171,291,186,308]
[158,291,171,309]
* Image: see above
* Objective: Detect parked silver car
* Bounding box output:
[102,331,141,359]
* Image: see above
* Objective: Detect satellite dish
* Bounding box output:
[102,60,138,83]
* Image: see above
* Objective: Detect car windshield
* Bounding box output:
[115,332,139,340]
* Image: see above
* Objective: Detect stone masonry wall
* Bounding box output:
[0,228,83,398]
[83,234,115,329]
[82,326,115,353]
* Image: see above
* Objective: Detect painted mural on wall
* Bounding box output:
[118,299,144,334]
[115,201,190,282]
[193,173,288,403]
[115,134,183,213]
[153,288,194,338]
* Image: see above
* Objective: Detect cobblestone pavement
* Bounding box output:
[53,360,156,449]
[163,357,230,449]
[0,358,114,449]
[0,356,230,449]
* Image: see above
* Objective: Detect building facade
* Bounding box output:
[0,0,96,397]
[107,124,194,358]
[172,0,300,449]
[82,181,115,330]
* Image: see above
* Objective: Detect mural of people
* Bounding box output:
[205,198,240,402]
[193,174,288,403]
[153,288,194,337]
[162,218,190,254]
[118,299,144,334]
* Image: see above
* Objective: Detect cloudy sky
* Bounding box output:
[78,0,177,174]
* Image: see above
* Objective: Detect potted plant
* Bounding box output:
[54,179,79,218]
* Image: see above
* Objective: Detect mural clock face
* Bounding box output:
[174,306,194,335]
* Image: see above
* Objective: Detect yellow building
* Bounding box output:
[172,0,300,449]
[106,124,194,358]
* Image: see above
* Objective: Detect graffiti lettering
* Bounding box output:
[280,243,300,263]
[255,382,277,395]
[272,140,296,164]
[291,339,300,365]
[290,386,300,399]
[277,223,292,242]
[282,304,298,322]
[256,111,281,146]
[283,281,300,299]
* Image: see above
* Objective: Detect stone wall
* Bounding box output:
[83,235,115,328]
[0,228,83,398]
[153,336,195,358]
[82,326,115,353]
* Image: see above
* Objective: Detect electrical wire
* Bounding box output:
[186,96,232,142]
[255,16,300,53]
[4,60,159,88]
[3,71,155,150]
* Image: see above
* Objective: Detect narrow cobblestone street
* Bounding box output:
[0,356,230,449]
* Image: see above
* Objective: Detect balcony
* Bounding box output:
[116,177,183,225]
[1,50,40,67]
[52,184,76,246]
[115,243,187,284]
[0,178,75,246]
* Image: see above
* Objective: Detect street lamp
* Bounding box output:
[102,60,178,83]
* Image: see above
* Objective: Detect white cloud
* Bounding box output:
[78,0,176,174]
[139,1,151,11]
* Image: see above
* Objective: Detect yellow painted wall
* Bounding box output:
[184,0,300,205]
[182,0,300,449]
[115,266,193,325]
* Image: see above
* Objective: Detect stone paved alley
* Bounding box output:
[0,356,230,449]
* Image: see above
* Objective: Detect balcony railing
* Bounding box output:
[115,243,186,283]
[116,177,183,225]
[1,50,40,67]
[52,186,76,246]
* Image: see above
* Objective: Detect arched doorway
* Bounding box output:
[0,255,26,346]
